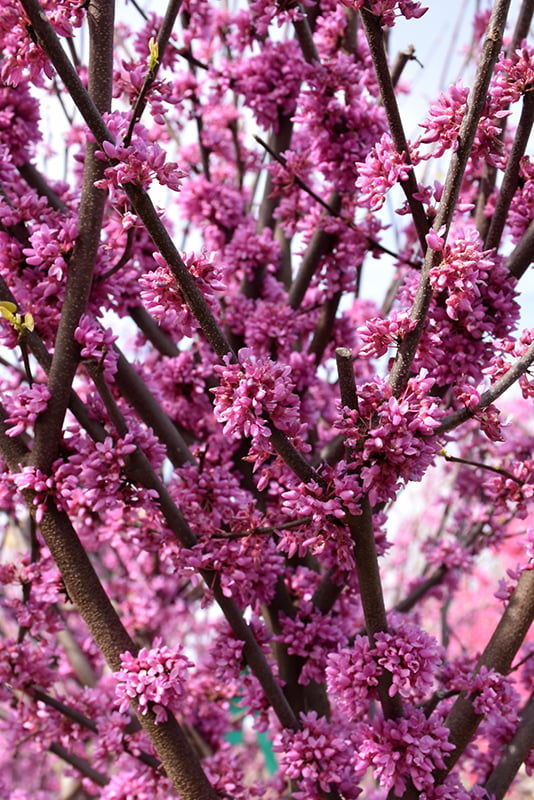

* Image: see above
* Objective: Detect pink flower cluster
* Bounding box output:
[356,708,454,796]
[327,615,444,712]
[273,711,362,800]
[428,229,503,330]
[492,42,534,106]
[357,312,417,360]
[139,250,223,338]
[417,81,470,156]
[507,157,534,245]
[4,383,50,437]
[279,468,361,566]
[0,81,41,165]
[230,39,304,132]
[465,665,519,717]
[212,348,303,441]
[0,0,85,86]
[356,133,412,210]
[114,641,193,723]
[23,218,78,293]
[113,60,180,126]
[95,113,184,196]
[340,0,427,27]
[275,601,349,684]
[336,373,443,504]
[74,315,119,382]
[11,466,58,523]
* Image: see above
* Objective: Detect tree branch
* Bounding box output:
[506,217,534,279]
[434,339,534,436]
[387,0,513,398]
[437,568,534,780]
[123,0,184,147]
[483,692,534,800]
[359,5,429,253]
[29,0,114,473]
[0,406,219,800]
[86,367,301,733]
[484,88,534,252]
[335,348,403,720]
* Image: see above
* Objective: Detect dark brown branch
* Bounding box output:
[393,566,448,614]
[387,0,513,398]
[49,742,109,787]
[483,692,534,800]
[288,192,342,309]
[243,117,294,298]
[508,0,534,53]
[437,568,534,779]
[17,161,68,211]
[112,347,196,467]
[292,4,320,63]
[29,0,114,473]
[31,687,163,771]
[308,291,342,363]
[475,0,533,239]
[390,45,422,89]
[506,217,534,279]
[335,348,403,720]
[0,406,219,800]
[484,88,534,252]
[128,304,180,358]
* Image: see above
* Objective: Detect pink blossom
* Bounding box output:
[273,711,363,799]
[212,348,304,442]
[4,383,50,437]
[74,315,119,381]
[114,641,193,723]
[340,0,427,27]
[425,226,446,251]
[94,112,185,195]
[356,708,455,795]
[356,133,412,211]
[12,466,58,523]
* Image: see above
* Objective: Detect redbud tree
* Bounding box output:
[0,0,533,798]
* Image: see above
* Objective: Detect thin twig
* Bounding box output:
[124,0,184,147]
[484,88,534,251]
[434,339,534,436]
[359,5,430,253]
[439,450,524,484]
[506,218,534,279]
[254,134,422,269]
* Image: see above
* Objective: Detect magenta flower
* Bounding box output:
[4,383,50,437]
[356,708,454,795]
[114,641,193,723]
[212,348,303,442]
[356,133,412,211]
